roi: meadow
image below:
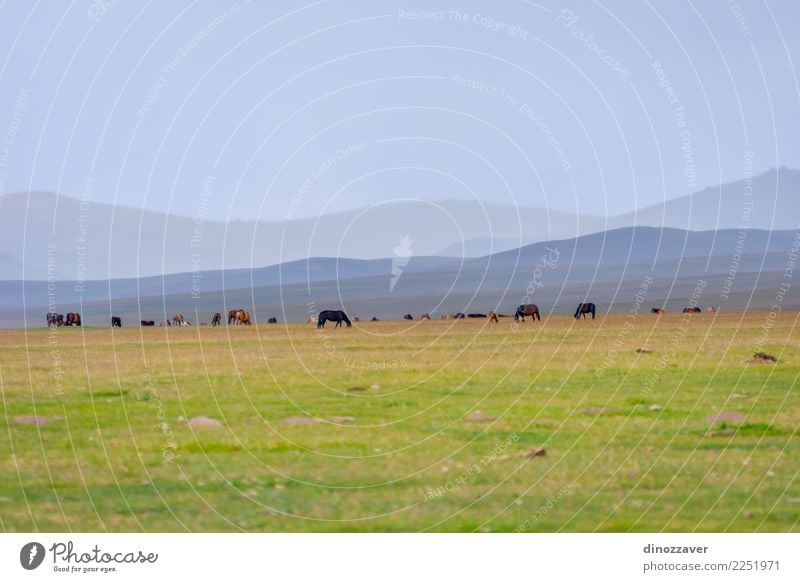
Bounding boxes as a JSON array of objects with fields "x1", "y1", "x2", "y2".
[{"x1": 1, "y1": 311, "x2": 798, "y2": 532}]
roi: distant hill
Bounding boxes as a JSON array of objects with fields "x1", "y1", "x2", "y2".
[
  {"x1": 1, "y1": 167, "x2": 795, "y2": 281},
  {"x1": 0, "y1": 193, "x2": 602, "y2": 280},
  {"x1": 609, "y1": 167, "x2": 799, "y2": 231}
]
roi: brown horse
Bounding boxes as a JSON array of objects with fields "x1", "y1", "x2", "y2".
[
  {"x1": 420, "y1": 314, "x2": 430, "y2": 320},
  {"x1": 488, "y1": 311, "x2": 499, "y2": 323},
  {"x1": 229, "y1": 309, "x2": 242, "y2": 324},
  {"x1": 211, "y1": 312, "x2": 222, "y2": 326},
  {"x1": 683, "y1": 307, "x2": 701, "y2": 313},
  {"x1": 651, "y1": 308, "x2": 666, "y2": 314},
  {"x1": 236, "y1": 310, "x2": 252, "y2": 325},
  {"x1": 172, "y1": 313, "x2": 187, "y2": 326},
  {"x1": 515, "y1": 304, "x2": 540, "y2": 322},
  {"x1": 65, "y1": 312, "x2": 82, "y2": 326}
]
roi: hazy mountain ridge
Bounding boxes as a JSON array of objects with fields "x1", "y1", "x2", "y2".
[{"x1": 4, "y1": 167, "x2": 796, "y2": 281}]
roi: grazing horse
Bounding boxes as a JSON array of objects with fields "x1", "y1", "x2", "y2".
[
  {"x1": 515, "y1": 304, "x2": 541, "y2": 322},
  {"x1": 211, "y1": 312, "x2": 222, "y2": 326},
  {"x1": 403, "y1": 314, "x2": 413, "y2": 320},
  {"x1": 468, "y1": 313, "x2": 486, "y2": 318},
  {"x1": 228, "y1": 309, "x2": 241, "y2": 324},
  {"x1": 267, "y1": 317, "x2": 278, "y2": 324},
  {"x1": 47, "y1": 313, "x2": 64, "y2": 328},
  {"x1": 454, "y1": 313, "x2": 466, "y2": 319},
  {"x1": 370, "y1": 317, "x2": 379, "y2": 321},
  {"x1": 111, "y1": 316, "x2": 122, "y2": 327},
  {"x1": 141, "y1": 320, "x2": 155, "y2": 326},
  {"x1": 441, "y1": 314, "x2": 453, "y2": 320},
  {"x1": 651, "y1": 308, "x2": 666, "y2": 314},
  {"x1": 488, "y1": 311, "x2": 499, "y2": 323},
  {"x1": 574, "y1": 303, "x2": 596, "y2": 319},
  {"x1": 172, "y1": 313, "x2": 189, "y2": 326},
  {"x1": 683, "y1": 307, "x2": 701, "y2": 313},
  {"x1": 236, "y1": 310, "x2": 251, "y2": 325},
  {"x1": 65, "y1": 312, "x2": 82, "y2": 326},
  {"x1": 420, "y1": 314, "x2": 430, "y2": 320},
  {"x1": 317, "y1": 310, "x2": 351, "y2": 328}
]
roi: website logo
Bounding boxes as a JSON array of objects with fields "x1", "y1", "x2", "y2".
[{"x1": 20, "y1": 542, "x2": 46, "y2": 570}]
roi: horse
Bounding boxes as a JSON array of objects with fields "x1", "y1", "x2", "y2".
[
  {"x1": 420, "y1": 314, "x2": 430, "y2": 320},
  {"x1": 111, "y1": 316, "x2": 122, "y2": 327},
  {"x1": 267, "y1": 317, "x2": 277, "y2": 324},
  {"x1": 574, "y1": 303, "x2": 596, "y2": 319},
  {"x1": 229, "y1": 309, "x2": 242, "y2": 324},
  {"x1": 65, "y1": 312, "x2": 82, "y2": 326},
  {"x1": 454, "y1": 313, "x2": 466, "y2": 319},
  {"x1": 211, "y1": 312, "x2": 222, "y2": 326},
  {"x1": 488, "y1": 311, "x2": 499, "y2": 323},
  {"x1": 46, "y1": 313, "x2": 64, "y2": 328},
  {"x1": 353, "y1": 317, "x2": 360, "y2": 322},
  {"x1": 370, "y1": 317, "x2": 379, "y2": 321},
  {"x1": 172, "y1": 313, "x2": 187, "y2": 326},
  {"x1": 706, "y1": 306, "x2": 716, "y2": 313},
  {"x1": 403, "y1": 314, "x2": 413, "y2": 320},
  {"x1": 441, "y1": 314, "x2": 453, "y2": 320},
  {"x1": 651, "y1": 308, "x2": 665, "y2": 314},
  {"x1": 317, "y1": 310, "x2": 351, "y2": 328},
  {"x1": 515, "y1": 304, "x2": 541, "y2": 322},
  {"x1": 141, "y1": 320, "x2": 155, "y2": 326},
  {"x1": 683, "y1": 307, "x2": 701, "y2": 313},
  {"x1": 236, "y1": 310, "x2": 252, "y2": 325}
]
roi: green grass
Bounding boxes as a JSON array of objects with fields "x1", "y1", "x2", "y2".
[{"x1": 0, "y1": 312, "x2": 798, "y2": 532}]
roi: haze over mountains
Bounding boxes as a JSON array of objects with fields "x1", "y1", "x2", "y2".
[{"x1": 1, "y1": 167, "x2": 796, "y2": 282}]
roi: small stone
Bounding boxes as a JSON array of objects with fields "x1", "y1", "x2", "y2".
[
  {"x1": 705, "y1": 411, "x2": 745, "y2": 424},
  {"x1": 188, "y1": 416, "x2": 222, "y2": 428},
  {"x1": 465, "y1": 410, "x2": 494, "y2": 422},
  {"x1": 327, "y1": 416, "x2": 355, "y2": 423},
  {"x1": 369, "y1": 384, "x2": 381, "y2": 391},
  {"x1": 649, "y1": 404, "x2": 662, "y2": 412},
  {"x1": 279, "y1": 416, "x2": 321, "y2": 425},
  {"x1": 524, "y1": 447, "x2": 547, "y2": 459},
  {"x1": 636, "y1": 348, "x2": 652, "y2": 354}
]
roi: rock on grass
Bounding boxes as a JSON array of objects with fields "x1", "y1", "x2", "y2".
[{"x1": 188, "y1": 416, "x2": 222, "y2": 428}]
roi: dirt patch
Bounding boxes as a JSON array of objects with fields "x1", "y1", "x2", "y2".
[
  {"x1": 327, "y1": 416, "x2": 356, "y2": 423},
  {"x1": 636, "y1": 348, "x2": 652, "y2": 354},
  {"x1": 347, "y1": 386, "x2": 366, "y2": 392},
  {"x1": 14, "y1": 415, "x2": 49, "y2": 426},
  {"x1": 523, "y1": 447, "x2": 547, "y2": 459},
  {"x1": 188, "y1": 416, "x2": 222, "y2": 428},
  {"x1": 743, "y1": 352, "x2": 778, "y2": 365},
  {"x1": 705, "y1": 411, "x2": 745, "y2": 424}
]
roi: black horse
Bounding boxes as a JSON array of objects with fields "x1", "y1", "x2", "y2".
[
  {"x1": 317, "y1": 310, "x2": 352, "y2": 328},
  {"x1": 574, "y1": 302, "x2": 596, "y2": 319}
]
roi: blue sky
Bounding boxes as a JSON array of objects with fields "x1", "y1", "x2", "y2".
[{"x1": 0, "y1": 0, "x2": 797, "y2": 221}]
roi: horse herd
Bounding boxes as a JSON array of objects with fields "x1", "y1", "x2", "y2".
[{"x1": 45, "y1": 302, "x2": 715, "y2": 329}]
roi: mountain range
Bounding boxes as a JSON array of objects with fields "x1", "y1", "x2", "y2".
[{"x1": 1, "y1": 167, "x2": 796, "y2": 281}]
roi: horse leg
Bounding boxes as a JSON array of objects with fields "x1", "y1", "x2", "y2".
[{"x1": 536, "y1": 311, "x2": 540, "y2": 321}]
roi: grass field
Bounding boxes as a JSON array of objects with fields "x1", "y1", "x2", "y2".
[{"x1": 1, "y1": 311, "x2": 798, "y2": 532}]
